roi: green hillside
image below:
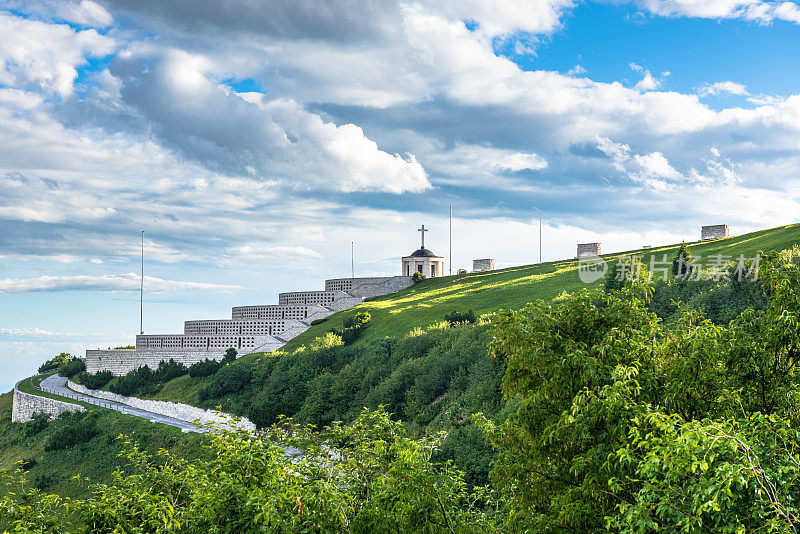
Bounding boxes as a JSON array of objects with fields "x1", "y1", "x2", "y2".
[{"x1": 279, "y1": 222, "x2": 800, "y2": 352}]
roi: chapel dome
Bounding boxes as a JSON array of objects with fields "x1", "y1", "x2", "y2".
[{"x1": 409, "y1": 247, "x2": 438, "y2": 258}]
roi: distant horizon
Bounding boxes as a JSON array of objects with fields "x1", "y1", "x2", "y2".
[{"x1": 2, "y1": 0, "x2": 800, "y2": 388}]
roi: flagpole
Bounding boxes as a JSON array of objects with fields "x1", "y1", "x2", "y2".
[
  {"x1": 140, "y1": 230, "x2": 144, "y2": 335},
  {"x1": 449, "y1": 205, "x2": 452, "y2": 275}
]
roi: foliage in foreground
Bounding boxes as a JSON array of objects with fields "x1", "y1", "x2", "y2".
[
  {"x1": 1, "y1": 409, "x2": 498, "y2": 533},
  {"x1": 481, "y1": 248, "x2": 800, "y2": 532}
]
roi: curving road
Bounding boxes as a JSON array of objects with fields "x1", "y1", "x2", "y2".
[{"x1": 39, "y1": 374, "x2": 202, "y2": 433}]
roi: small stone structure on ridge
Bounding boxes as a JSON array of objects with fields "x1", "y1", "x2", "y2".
[
  {"x1": 701, "y1": 225, "x2": 729, "y2": 241},
  {"x1": 473, "y1": 259, "x2": 495, "y2": 272},
  {"x1": 577, "y1": 243, "x2": 602, "y2": 258}
]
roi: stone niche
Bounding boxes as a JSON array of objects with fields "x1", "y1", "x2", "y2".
[
  {"x1": 577, "y1": 243, "x2": 602, "y2": 258},
  {"x1": 472, "y1": 258, "x2": 495, "y2": 272},
  {"x1": 701, "y1": 225, "x2": 729, "y2": 241}
]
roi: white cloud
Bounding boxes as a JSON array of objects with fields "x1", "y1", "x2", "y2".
[
  {"x1": 433, "y1": 0, "x2": 576, "y2": 37},
  {"x1": 638, "y1": 0, "x2": 800, "y2": 24},
  {"x1": 630, "y1": 62, "x2": 667, "y2": 92},
  {"x1": 4, "y1": 0, "x2": 114, "y2": 27},
  {"x1": 596, "y1": 136, "x2": 683, "y2": 190},
  {"x1": 0, "y1": 12, "x2": 116, "y2": 96},
  {"x1": 427, "y1": 144, "x2": 548, "y2": 182},
  {"x1": 699, "y1": 81, "x2": 749, "y2": 97},
  {"x1": 226, "y1": 244, "x2": 324, "y2": 263},
  {"x1": 0, "y1": 274, "x2": 243, "y2": 293}
]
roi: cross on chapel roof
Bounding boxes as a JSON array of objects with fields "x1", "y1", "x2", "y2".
[{"x1": 418, "y1": 224, "x2": 428, "y2": 248}]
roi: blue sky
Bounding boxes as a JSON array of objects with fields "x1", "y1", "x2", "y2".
[{"x1": 2, "y1": 0, "x2": 800, "y2": 391}]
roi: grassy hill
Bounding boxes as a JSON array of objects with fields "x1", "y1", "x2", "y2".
[
  {"x1": 135, "y1": 222, "x2": 800, "y2": 412},
  {"x1": 278, "y1": 222, "x2": 800, "y2": 352}
]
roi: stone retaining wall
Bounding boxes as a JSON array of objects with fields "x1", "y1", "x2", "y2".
[
  {"x1": 324, "y1": 276, "x2": 414, "y2": 299},
  {"x1": 86, "y1": 349, "x2": 226, "y2": 376},
  {"x1": 67, "y1": 380, "x2": 255, "y2": 431},
  {"x1": 12, "y1": 382, "x2": 85, "y2": 423}
]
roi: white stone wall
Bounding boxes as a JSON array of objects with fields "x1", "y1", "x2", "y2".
[
  {"x1": 184, "y1": 319, "x2": 307, "y2": 336},
  {"x1": 67, "y1": 380, "x2": 255, "y2": 432},
  {"x1": 135, "y1": 334, "x2": 275, "y2": 352},
  {"x1": 324, "y1": 276, "x2": 414, "y2": 298},
  {"x1": 577, "y1": 243, "x2": 602, "y2": 257},
  {"x1": 701, "y1": 225, "x2": 729, "y2": 240},
  {"x1": 278, "y1": 290, "x2": 354, "y2": 306},
  {"x1": 12, "y1": 383, "x2": 85, "y2": 423},
  {"x1": 401, "y1": 256, "x2": 445, "y2": 277},
  {"x1": 231, "y1": 304, "x2": 329, "y2": 321},
  {"x1": 86, "y1": 349, "x2": 227, "y2": 376},
  {"x1": 472, "y1": 259, "x2": 495, "y2": 272}
]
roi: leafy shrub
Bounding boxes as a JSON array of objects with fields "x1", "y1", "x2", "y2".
[
  {"x1": 339, "y1": 312, "x2": 371, "y2": 345},
  {"x1": 19, "y1": 458, "x2": 36, "y2": 471},
  {"x1": 58, "y1": 358, "x2": 85, "y2": 378},
  {"x1": 44, "y1": 413, "x2": 98, "y2": 451},
  {"x1": 107, "y1": 360, "x2": 188, "y2": 397},
  {"x1": 109, "y1": 365, "x2": 152, "y2": 396},
  {"x1": 223, "y1": 348, "x2": 237, "y2": 364},
  {"x1": 33, "y1": 472, "x2": 58, "y2": 491},
  {"x1": 457, "y1": 268, "x2": 467, "y2": 275},
  {"x1": 152, "y1": 359, "x2": 188, "y2": 383},
  {"x1": 38, "y1": 353, "x2": 73, "y2": 373},
  {"x1": 412, "y1": 271, "x2": 425, "y2": 282},
  {"x1": 198, "y1": 361, "x2": 255, "y2": 403},
  {"x1": 343, "y1": 312, "x2": 371, "y2": 329},
  {"x1": 310, "y1": 317, "x2": 327, "y2": 326},
  {"x1": 189, "y1": 358, "x2": 222, "y2": 378},
  {"x1": 444, "y1": 310, "x2": 476, "y2": 326},
  {"x1": 83, "y1": 370, "x2": 113, "y2": 390},
  {"x1": 24, "y1": 411, "x2": 50, "y2": 436}
]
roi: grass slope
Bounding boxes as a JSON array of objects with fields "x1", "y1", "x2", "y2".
[
  {"x1": 0, "y1": 391, "x2": 11, "y2": 419},
  {"x1": 278, "y1": 223, "x2": 800, "y2": 351}
]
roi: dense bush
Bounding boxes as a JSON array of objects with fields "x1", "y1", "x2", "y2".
[
  {"x1": 38, "y1": 353, "x2": 73, "y2": 373},
  {"x1": 188, "y1": 358, "x2": 222, "y2": 378},
  {"x1": 58, "y1": 359, "x2": 85, "y2": 378},
  {"x1": 412, "y1": 271, "x2": 425, "y2": 282},
  {"x1": 338, "y1": 311, "x2": 371, "y2": 345},
  {"x1": 23, "y1": 411, "x2": 50, "y2": 436},
  {"x1": 82, "y1": 370, "x2": 113, "y2": 390},
  {"x1": 309, "y1": 317, "x2": 327, "y2": 326},
  {"x1": 1, "y1": 409, "x2": 497, "y2": 533},
  {"x1": 107, "y1": 360, "x2": 188, "y2": 397},
  {"x1": 19, "y1": 458, "x2": 36, "y2": 471},
  {"x1": 222, "y1": 347, "x2": 237, "y2": 363},
  {"x1": 44, "y1": 413, "x2": 98, "y2": 451},
  {"x1": 444, "y1": 309, "x2": 476, "y2": 325},
  {"x1": 198, "y1": 361, "x2": 255, "y2": 402}
]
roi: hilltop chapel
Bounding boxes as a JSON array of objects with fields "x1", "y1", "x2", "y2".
[{"x1": 401, "y1": 225, "x2": 445, "y2": 277}]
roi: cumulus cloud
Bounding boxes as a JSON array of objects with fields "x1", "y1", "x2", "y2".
[
  {"x1": 5, "y1": 0, "x2": 114, "y2": 27},
  {"x1": 0, "y1": 274, "x2": 243, "y2": 294},
  {"x1": 699, "y1": 81, "x2": 749, "y2": 97},
  {"x1": 106, "y1": 48, "x2": 430, "y2": 193},
  {"x1": 637, "y1": 0, "x2": 800, "y2": 24},
  {"x1": 596, "y1": 136, "x2": 683, "y2": 190},
  {"x1": 0, "y1": 12, "x2": 115, "y2": 96},
  {"x1": 630, "y1": 62, "x2": 668, "y2": 92},
  {"x1": 426, "y1": 144, "x2": 547, "y2": 185}
]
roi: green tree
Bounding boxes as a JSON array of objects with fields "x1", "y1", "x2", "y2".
[
  {"x1": 481, "y1": 287, "x2": 661, "y2": 531},
  {"x1": 223, "y1": 347, "x2": 237, "y2": 363},
  {"x1": 672, "y1": 241, "x2": 694, "y2": 278}
]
